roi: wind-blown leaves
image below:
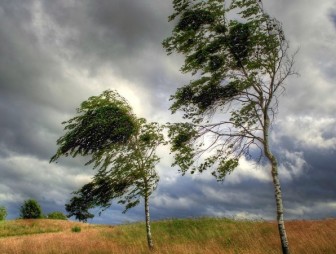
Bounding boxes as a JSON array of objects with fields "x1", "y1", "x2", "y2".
[
  {"x1": 65, "y1": 174, "x2": 134, "y2": 221},
  {"x1": 50, "y1": 90, "x2": 138, "y2": 162},
  {"x1": 177, "y1": 9, "x2": 215, "y2": 31},
  {"x1": 163, "y1": 0, "x2": 296, "y2": 179}
]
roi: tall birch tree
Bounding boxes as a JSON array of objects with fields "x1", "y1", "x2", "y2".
[
  {"x1": 163, "y1": 1, "x2": 297, "y2": 253},
  {"x1": 51, "y1": 90, "x2": 165, "y2": 250}
]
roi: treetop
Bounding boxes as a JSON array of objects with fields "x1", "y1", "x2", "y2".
[{"x1": 50, "y1": 90, "x2": 138, "y2": 162}]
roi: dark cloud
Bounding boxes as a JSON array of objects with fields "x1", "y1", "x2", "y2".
[
  {"x1": 39, "y1": 0, "x2": 173, "y2": 76},
  {"x1": 34, "y1": 0, "x2": 184, "y2": 118}
]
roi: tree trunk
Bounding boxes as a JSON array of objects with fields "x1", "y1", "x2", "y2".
[
  {"x1": 144, "y1": 193, "x2": 154, "y2": 250},
  {"x1": 264, "y1": 114, "x2": 290, "y2": 254}
]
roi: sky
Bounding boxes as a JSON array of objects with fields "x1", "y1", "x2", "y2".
[{"x1": 0, "y1": 0, "x2": 335, "y2": 224}]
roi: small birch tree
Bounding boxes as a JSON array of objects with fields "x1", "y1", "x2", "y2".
[
  {"x1": 51, "y1": 90, "x2": 165, "y2": 250},
  {"x1": 163, "y1": 1, "x2": 297, "y2": 253}
]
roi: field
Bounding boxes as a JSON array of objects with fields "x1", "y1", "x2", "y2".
[{"x1": 0, "y1": 217, "x2": 335, "y2": 254}]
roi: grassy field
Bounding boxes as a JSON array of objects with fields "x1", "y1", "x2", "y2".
[{"x1": 0, "y1": 217, "x2": 335, "y2": 254}]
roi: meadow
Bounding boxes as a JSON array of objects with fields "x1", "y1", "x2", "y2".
[{"x1": 0, "y1": 217, "x2": 335, "y2": 254}]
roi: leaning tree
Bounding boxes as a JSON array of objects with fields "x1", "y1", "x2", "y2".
[
  {"x1": 51, "y1": 90, "x2": 165, "y2": 250},
  {"x1": 163, "y1": 0, "x2": 297, "y2": 253}
]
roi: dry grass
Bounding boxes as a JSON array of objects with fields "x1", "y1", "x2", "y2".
[{"x1": 0, "y1": 218, "x2": 335, "y2": 253}]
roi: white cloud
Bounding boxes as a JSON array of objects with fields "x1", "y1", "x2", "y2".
[
  {"x1": 227, "y1": 157, "x2": 271, "y2": 184},
  {"x1": 233, "y1": 211, "x2": 264, "y2": 220},
  {"x1": 0, "y1": 154, "x2": 93, "y2": 204},
  {"x1": 201, "y1": 186, "x2": 252, "y2": 204},
  {"x1": 286, "y1": 201, "x2": 336, "y2": 218},
  {"x1": 276, "y1": 116, "x2": 336, "y2": 150},
  {"x1": 188, "y1": 156, "x2": 271, "y2": 184},
  {"x1": 152, "y1": 194, "x2": 197, "y2": 210},
  {"x1": 278, "y1": 150, "x2": 307, "y2": 181}
]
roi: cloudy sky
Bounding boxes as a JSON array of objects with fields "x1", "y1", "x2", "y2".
[{"x1": 0, "y1": 0, "x2": 335, "y2": 224}]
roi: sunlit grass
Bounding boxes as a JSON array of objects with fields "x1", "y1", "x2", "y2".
[
  {"x1": 0, "y1": 217, "x2": 335, "y2": 253},
  {"x1": 0, "y1": 219, "x2": 80, "y2": 237},
  {"x1": 108, "y1": 217, "x2": 280, "y2": 254}
]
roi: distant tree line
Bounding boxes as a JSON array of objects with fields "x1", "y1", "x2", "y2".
[{"x1": 0, "y1": 200, "x2": 67, "y2": 221}]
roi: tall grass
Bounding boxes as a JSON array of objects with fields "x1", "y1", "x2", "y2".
[
  {"x1": 0, "y1": 219, "x2": 73, "y2": 237},
  {"x1": 0, "y1": 218, "x2": 335, "y2": 253},
  {"x1": 109, "y1": 217, "x2": 280, "y2": 254}
]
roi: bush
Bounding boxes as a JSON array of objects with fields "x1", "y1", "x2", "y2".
[
  {"x1": 0, "y1": 206, "x2": 7, "y2": 221},
  {"x1": 71, "y1": 226, "x2": 81, "y2": 233},
  {"x1": 47, "y1": 211, "x2": 67, "y2": 220},
  {"x1": 20, "y1": 199, "x2": 42, "y2": 219}
]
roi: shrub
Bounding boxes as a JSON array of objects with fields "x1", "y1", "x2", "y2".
[
  {"x1": 47, "y1": 211, "x2": 67, "y2": 220},
  {"x1": 20, "y1": 199, "x2": 42, "y2": 219},
  {"x1": 0, "y1": 206, "x2": 7, "y2": 221},
  {"x1": 71, "y1": 226, "x2": 81, "y2": 233}
]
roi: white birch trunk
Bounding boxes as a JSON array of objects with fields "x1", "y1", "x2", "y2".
[
  {"x1": 264, "y1": 114, "x2": 290, "y2": 254},
  {"x1": 144, "y1": 192, "x2": 154, "y2": 250}
]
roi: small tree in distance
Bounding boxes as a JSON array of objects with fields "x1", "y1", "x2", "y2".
[
  {"x1": 163, "y1": 0, "x2": 297, "y2": 253},
  {"x1": 65, "y1": 196, "x2": 94, "y2": 223},
  {"x1": 0, "y1": 206, "x2": 7, "y2": 221},
  {"x1": 20, "y1": 199, "x2": 42, "y2": 219}
]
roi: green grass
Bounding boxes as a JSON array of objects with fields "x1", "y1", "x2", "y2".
[
  {"x1": 100, "y1": 217, "x2": 336, "y2": 254},
  {"x1": 0, "y1": 217, "x2": 335, "y2": 254},
  {"x1": 71, "y1": 225, "x2": 81, "y2": 233},
  {"x1": 0, "y1": 220, "x2": 62, "y2": 237},
  {"x1": 0, "y1": 219, "x2": 84, "y2": 238},
  {"x1": 102, "y1": 217, "x2": 277, "y2": 253}
]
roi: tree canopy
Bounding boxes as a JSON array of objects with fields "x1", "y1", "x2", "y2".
[
  {"x1": 20, "y1": 199, "x2": 43, "y2": 219},
  {"x1": 64, "y1": 118, "x2": 165, "y2": 216},
  {"x1": 163, "y1": 0, "x2": 296, "y2": 180},
  {"x1": 50, "y1": 90, "x2": 138, "y2": 161}
]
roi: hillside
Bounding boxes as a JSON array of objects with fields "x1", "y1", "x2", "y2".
[{"x1": 0, "y1": 217, "x2": 335, "y2": 253}]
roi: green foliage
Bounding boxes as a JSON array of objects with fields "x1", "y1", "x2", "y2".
[
  {"x1": 168, "y1": 122, "x2": 197, "y2": 173},
  {"x1": 164, "y1": 0, "x2": 283, "y2": 117},
  {"x1": 65, "y1": 119, "x2": 166, "y2": 218},
  {"x1": 0, "y1": 206, "x2": 7, "y2": 221},
  {"x1": 71, "y1": 225, "x2": 81, "y2": 233},
  {"x1": 50, "y1": 90, "x2": 138, "y2": 162},
  {"x1": 20, "y1": 199, "x2": 42, "y2": 219},
  {"x1": 40, "y1": 214, "x2": 47, "y2": 219},
  {"x1": 47, "y1": 211, "x2": 67, "y2": 220},
  {"x1": 228, "y1": 22, "x2": 251, "y2": 67},
  {"x1": 177, "y1": 9, "x2": 215, "y2": 31},
  {"x1": 65, "y1": 178, "x2": 127, "y2": 222},
  {"x1": 163, "y1": 0, "x2": 295, "y2": 180},
  {"x1": 65, "y1": 195, "x2": 94, "y2": 223}
]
